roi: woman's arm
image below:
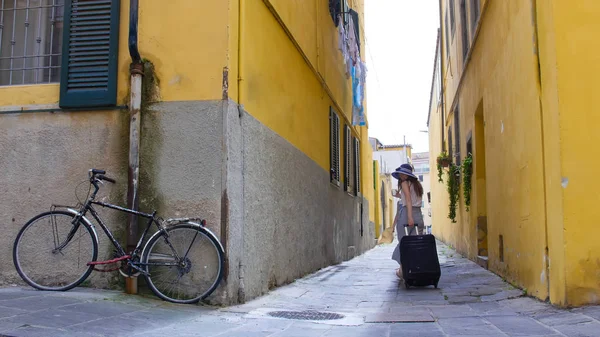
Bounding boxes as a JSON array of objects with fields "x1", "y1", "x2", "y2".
[{"x1": 401, "y1": 181, "x2": 414, "y2": 226}]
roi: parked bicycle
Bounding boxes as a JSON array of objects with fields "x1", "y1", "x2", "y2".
[{"x1": 12, "y1": 169, "x2": 225, "y2": 304}]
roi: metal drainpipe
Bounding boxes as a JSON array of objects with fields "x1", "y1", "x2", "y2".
[
  {"x1": 126, "y1": 0, "x2": 143, "y2": 295},
  {"x1": 438, "y1": 0, "x2": 446, "y2": 149}
]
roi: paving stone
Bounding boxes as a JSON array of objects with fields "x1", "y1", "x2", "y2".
[
  {"x1": 322, "y1": 324, "x2": 390, "y2": 337},
  {"x1": 389, "y1": 323, "x2": 445, "y2": 337},
  {"x1": 0, "y1": 289, "x2": 40, "y2": 301},
  {"x1": 0, "y1": 295, "x2": 82, "y2": 311},
  {"x1": 0, "y1": 306, "x2": 28, "y2": 319},
  {"x1": 485, "y1": 315, "x2": 557, "y2": 336},
  {"x1": 574, "y1": 305, "x2": 600, "y2": 321},
  {"x1": 365, "y1": 312, "x2": 435, "y2": 323},
  {"x1": 429, "y1": 304, "x2": 477, "y2": 318},
  {"x1": 3, "y1": 325, "x2": 100, "y2": 337},
  {"x1": 535, "y1": 311, "x2": 594, "y2": 327},
  {"x1": 446, "y1": 295, "x2": 481, "y2": 304},
  {"x1": 437, "y1": 317, "x2": 500, "y2": 335},
  {"x1": 468, "y1": 302, "x2": 518, "y2": 316},
  {"x1": 59, "y1": 301, "x2": 146, "y2": 317},
  {"x1": 552, "y1": 321, "x2": 600, "y2": 337},
  {"x1": 0, "y1": 309, "x2": 104, "y2": 329},
  {"x1": 65, "y1": 316, "x2": 164, "y2": 337}
]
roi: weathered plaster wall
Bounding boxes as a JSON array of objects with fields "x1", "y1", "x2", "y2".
[
  {"x1": 240, "y1": 110, "x2": 374, "y2": 301},
  {"x1": 0, "y1": 110, "x2": 129, "y2": 288},
  {"x1": 138, "y1": 101, "x2": 223, "y2": 233}
]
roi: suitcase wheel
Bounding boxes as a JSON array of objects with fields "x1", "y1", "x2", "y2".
[{"x1": 404, "y1": 281, "x2": 409, "y2": 289}]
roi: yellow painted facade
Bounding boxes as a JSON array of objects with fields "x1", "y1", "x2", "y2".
[
  {"x1": 1, "y1": 0, "x2": 374, "y2": 217},
  {"x1": 239, "y1": 0, "x2": 368, "y2": 174},
  {"x1": 429, "y1": 0, "x2": 600, "y2": 307},
  {"x1": 0, "y1": 0, "x2": 231, "y2": 107}
]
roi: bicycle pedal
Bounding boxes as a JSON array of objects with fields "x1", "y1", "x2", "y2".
[{"x1": 128, "y1": 262, "x2": 149, "y2": 276}]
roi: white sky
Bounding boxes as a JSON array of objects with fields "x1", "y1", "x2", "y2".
[{"x1": 364, "y1": 0, "x2": 440, "y2": 153}]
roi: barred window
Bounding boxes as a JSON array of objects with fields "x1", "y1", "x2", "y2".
[
  {"x1": 330, "y1": 107, "x2": 341, "y2": 186},
  {"x1": 0, "y1": 0, "x2": 64, "y2": 86}
]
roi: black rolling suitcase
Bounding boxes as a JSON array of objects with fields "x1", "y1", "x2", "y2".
[{"x1": 400, "y1": 225, "x2": 441, "y2": 289}]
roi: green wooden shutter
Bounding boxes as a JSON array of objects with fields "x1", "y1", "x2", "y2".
[
  {"x1": 329, "y1": 108, "x2": 340, "y2": 185},
  {"x1": 354, "y1": 137, "x2": 361, "y2": 196},
  {"x1": 344, "y1": 125, "x2": 351, "y2": 192},
  {"x1": 59, "y1": 0, "x2": 120, "y2": 108}
]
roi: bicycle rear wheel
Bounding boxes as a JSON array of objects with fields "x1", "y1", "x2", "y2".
[
  {"x1": 141, "y1": 223, "x2": 224, "y2": 304},
  {"x1": 13, "y1": 211, "x2": 98, "y2": 291}
]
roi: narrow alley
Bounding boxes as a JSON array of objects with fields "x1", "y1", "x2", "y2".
[{"x1": 0, "y1": 241, "x2": 597, "y2": 337}]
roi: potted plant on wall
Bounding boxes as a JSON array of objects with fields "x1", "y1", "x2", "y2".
[
  {"x1": 436, "y1": 151, "x2": 451, "y2": 182},
  {"x1": 447, "y1": 162, "x2": 460, "y2": 223},
  {"x1": 462, "y1": 153, "x2": 473, "y2": 212}
]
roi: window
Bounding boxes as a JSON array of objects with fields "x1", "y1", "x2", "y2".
[
  {"x1": 341, "y1": 0, "x2": 349, "y2": 27},
  {"x1": 330, "y1": 108, "x2": 341, "y2": 186},
  {"x1": 344, "y1": 124, "x2": 353, "y2": 193},
  {"x1": 0, "y1": 0, "x2": 120, "y2": 108},
  {"x1": 414, "y1": 163, "x2": 430, "y2": 174},
  {"x1": 470, "y1": 0, "x2": 480, "y2": 35},
  {"x1": 353, "y1": 136, "x2": 361, "y2": 196},
  {"x1": 449, "y1": 0, "x2": 455, "y2": 36},
  {"x1": 448, "y1": 127, "x2": 453, "y2": 162},
  {"x1": 328, "y1": 0, "x2": 341, "y2": 25},
  {"x1": 328, "y1": 0, "x2": 349, "y2": 27},
  {"x1": 454, "y1": 104, "x2": 461, "y2": 164},
  {"x1": 459, "y1": 0, "x2": 469, "y2": 60},
  {"x1": 0, "y1": 0, "x2": 65, "y2": 85},
  {"x1": 444, "y1": 12, "x2": 450, "y2": 59},
  {"x1": 466, "y1": 131, "x2": 473, "y2": 156}
]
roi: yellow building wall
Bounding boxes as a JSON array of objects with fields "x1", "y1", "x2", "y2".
[
  {"x1": 435, "y1": 0, "x2": 549, "y2": 301},
  {"x1": 362, "y1": 133, "x2": 375, "y2": 223},
  {"x1": 373, "y1": 161, "x2": 381, "y2": 236},
  {"x1": 0, "y1": 0, "x2": 231, "y2": 107},
  {"x1": 239, "y1": 0, "x2": 372, "y2": 197},
  {"x1": 545, "y1": 0, "x2": 600, "y2": 306}
]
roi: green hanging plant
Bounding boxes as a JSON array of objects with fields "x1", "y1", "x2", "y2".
[
  {"x1": 447, "y1": 162, "x2": 460, "y2": 223},
  {"x1": 462, "y1": 153, "x2": 473, "y2": 212},
  {"x1": 436, "y1": 151, "x2": 451, "y2": 182}
]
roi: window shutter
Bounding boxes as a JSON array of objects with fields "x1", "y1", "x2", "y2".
[
  {"x1": 59, "y1": 0, "x2": 120, "y2": 108},
  {"x1": 330, "y1": 108, "x2": 340, "y2": 185},
  {"x1": 344, "y1": 125, "x2": 351, "y2": 191},
  {"x1": 354, "y1": 137, "x2": 361, "y2": 196}
]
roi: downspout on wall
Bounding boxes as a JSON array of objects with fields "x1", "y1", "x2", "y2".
[
  {"x1": 438, "y1": 0, "x2": 445, "y2": 149},
  {"x1": 236, "y1": 0, "x2": 246, "y2": 303},
  {"x1": 126, "y1": 0, "x2": 143, "y2": 295}
]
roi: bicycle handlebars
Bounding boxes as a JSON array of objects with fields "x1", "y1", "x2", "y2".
[
  {"x1": 89, "y1": 169, "x2": 116, "y2": 184},
  {"x1": 97, "y1": 174, "x2": 116, "y2": 184}
]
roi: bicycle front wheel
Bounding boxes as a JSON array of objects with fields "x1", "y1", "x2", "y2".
[
  {"x1": 142, "y1": 223, "x2": 224, "y2": 304},
  {"x1": 13, "y1": 211, "x2": 98, "y2": 291}
]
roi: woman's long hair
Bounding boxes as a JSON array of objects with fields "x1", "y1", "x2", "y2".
[{"x1": 399, "y1": 176, "x2": 424, "y2": 198}]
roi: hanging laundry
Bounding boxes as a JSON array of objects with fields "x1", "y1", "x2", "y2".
[
  {"x1": 349, "y1": 9, "x2": 361, "y2": 54},
  {"x1": 351, "y1": 65, "x2": 366, "y2": 126},
  {"x1": 338, "y1": 15, "x2": 347, "y2": 63},
  {"x1": 347, "y1": 14, "x2": 360, "y2": 67},
  {"x1": 338, "y1": 15, "x2": 352, "y2": 77}
]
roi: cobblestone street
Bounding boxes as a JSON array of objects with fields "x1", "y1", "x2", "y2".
[{"x1": 1, "y1": 241, "x2": 598, "y2": 337}]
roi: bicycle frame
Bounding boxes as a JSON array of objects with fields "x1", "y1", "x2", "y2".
[{"x1": 62, "y1": 179, "x2": 163, "y2": 261}]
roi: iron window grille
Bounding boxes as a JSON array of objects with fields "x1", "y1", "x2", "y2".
[{"x1": 0, "y1": 0, "x2": 64, "y2": 86}]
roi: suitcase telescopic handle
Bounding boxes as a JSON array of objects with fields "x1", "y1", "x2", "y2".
[{"x1": 403, "y1": 224, "x2": 414, "y2": 236}]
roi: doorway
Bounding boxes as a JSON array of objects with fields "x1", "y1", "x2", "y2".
[{"x1": 474, "y1": 100, "x2": 489, "y2": 268}]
